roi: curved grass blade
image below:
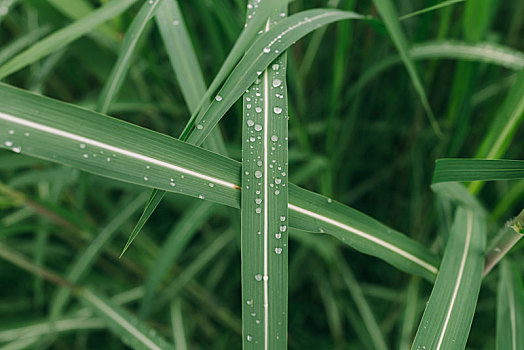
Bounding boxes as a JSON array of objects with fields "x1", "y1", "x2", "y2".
[
  {"x1": 0, "y1": 83, "x2": 439, "y2": 279},
  {"x1": 411, "y1": 207, "x2": 486, "y2": 350},
  {"x1": 0, "y1": 0, "x2": 139, "y2": 80},
  {"x1": 372, "y1": 0, "x2": 442, "y2": 137},
  {"x1": 497, "y1": 259, "x2": 524, "y2": 350},
  {"x1": 139, "y1": 201, "x2": 216, "y2": 318},
  {"x1": 185, "y1": 9, "x2": 366, "y2": 146},
  {"x1": 178, "y1": 0, "x2": 290, "y2": 140},
  {"x1": 0, "y1": 26, "x2": 51, "y2": 66},
  {"x1": 80, "y1": 288, "x2": 175, "y2": 350},
  {"x1": 97, "y1": 0, "x2": 162, "y2": 114},
  {"x1": 241, "y1": 3, "x2": 288, "y2": 348}
]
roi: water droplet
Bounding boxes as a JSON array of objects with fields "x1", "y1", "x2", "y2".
[
  {"x1": 196, "y1": 124, "x2": 203, "y2": 130},
  {"x1": 254, "y1": 274, "x2": 262, "y2": 281},
  {"x1": 106, "y1": 157, "x2": 111, "y2": 162},
  {"x1": 246, "y1": 299, "x2": 252, "y2": 305},
  {"x1": 280, "y1": 216, "x2": 286, "y2": 221},
  {"x1": 80, "y1": 143, "x2": 86, "y2": 149},
  {"x1": 247, "y1": 119, "x2": 254, "y2": 127},
  {"x1": 209, "y1": 183, "x2": 215, "y2": 188},
  {"x1": 8, "y1": 130, "x2": 14, "y2": 135},
  {"x1": 327, "y1": 198, "x2": 332, "y2": 203},
  {"x1": 275, "y1": 233, "x2": 281, "y2": 239},
  {"x1": 246, "y1": 103, "x2": 252, "y2": 109},
  {"x1": 263, "y1": 275, "x2": 268, "y2": 281},
  {"x1": 275, "y1": 248, "x2": 282, "y2": 254},
  {"x1": 170, "y1": 182, "x2": 175, "y2": 187},
  {"x1": 199, "y1": 194, "x2": 205, "y2": 199},
  {"x1": 215, "y1": 95, "x2": 222, "y2": 101},
  {"x1": 83, "y1": 154, "x2": 89, "y2": 158},
  {"x1": 144, "y1": 176, "x2": 149, "y2": 181},
  {"x1": 247, "y1": 335, "x2": 253, "y2": 342},
  {"x1": 251, "y1": 312, "x2": 256, "y2": 317},
  {"x1": 146, "y1": 165, "x2": 150, "y2": 169},
  {"x1": 275, "y1": 178, "x2": 281, "y2": 184},
  {"x1": 272, "y1": 64, "x2": 279, "y2": 70},
  {"x1": 255, "y1": 107, "x2": 262, "y2": 113},
  {"x1": 24, "y1": 132, "x2": 30, "y2": 137},
  {"x1": 4, "y1": 141, "x2": 12, "y2": 147},
  {"x1": 263, "y1": 47, "x2": 271, "y2": 53},
  {"x1": 172, "y1": 20, "x2": 179, "y2": 25},
  {"x1": 257, "y1": 160, "x2": 263, "y2": 166},
  {"x1": 256, "y1": 208, "x2": 262, "y2": 214},
  {"x1": 280, "y1": 225, "x2": 287, "y2": 232},
  {"x1": 254, "y1": 124, "x2": 262, "y2": 131},
  {"x1": 271, "y1": 135, "x2": 278, "y2": 142},
  {"x1": 255, "y1": 170, "x2": 262, "y2": 178},
  {"x1": 255, "y1": 198, "x2": 262, "y2": 204},
  {"x1": 274, "y1": 190, "x2": 280, "y2": 195},
  {"x1": 12, "y1": 146, "x2": 20, "y2": 153},
  {"x1": 272, "y1": 79, "x2": 282, "y2": 87},
  {"x1": 273, "y1": 107, "x2": 282, "y2": 114}
]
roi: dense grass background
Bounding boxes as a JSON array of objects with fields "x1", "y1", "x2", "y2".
[{"x1": 0, "y1": 0, "x2": 523, "y2": 349}]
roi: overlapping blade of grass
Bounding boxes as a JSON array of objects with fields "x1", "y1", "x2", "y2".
[
  {"x1": 138, "y1": 201, "x2": 216, "y2": 318},
  {"x1": 0, "y1": 83, "x2": 439, "y2": 279},
  {"x1": 411, "y1": 207, "x2": 486, "y2": 350},
  {"x1": 80, "y1": 288, "x2": 175, "y2": 350},
  {"x1": 0, "y1": 0, "x2": 139, "y2": 79},
  {"x1": 372, "y1": 0, "x2": 442, "y2": 137},
  {"x1": 497, "y1": 259, "x2": 524, "y2": 350},
  {"x1": 178, "y1": 0, "x2": 290, "y2": 140},
  {"x1": 185, "y1": 9, "x2": 366, "y2": 146},
  {"x1": 241, "y1": 2, "x2": 288, "y2": 348},
  {"x1": 97, "y1": 0, "x2": 162, "y2": 114}
]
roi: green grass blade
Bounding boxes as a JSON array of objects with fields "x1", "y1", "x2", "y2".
[
  {"x1": 433, "y1": 159, "x2": 524, "y2": 183},
  {"x1": 178, "y1": 0, "x2": 290, "y2": 140},
  {"x1": 170, "y1": 299, "x2": 188, "y2": 350},
  {"x1": 154, "y1": 0, "x2": 206, "y2": 113},
  {"x1": 139, "y1": 200, "x2": 216, "y2": 318},
  {"x1": 497, "y1": 259, "x2": 524, "y2": 350},
  {"x1": 120, "y1": 189, "x2": 164, "y2": 257},
  {"x1": 399, "y1": 0, "x2": 466, "y2": 21},
  {"x1": 241, "y1": 3, "x2": 288, "y2": 348},
  {"x1": 80, "y1": 288, "x2": 175, "y2": 350},
  {"x1": 0, "y1": 83, "x2": 438, "y2": 279},
  {"x1": 372, "y1": 0, "x2": 442, "y2": 137},
  {"x1": 411, "y1": 207, "x2": 486, "y2": 350},
  {"x1": 0, "y1": 0, "x2": 139, "y2": 79},
  {"x1": 97, "y1": 0, "x2": 161, "y2": 114},
  {"x1": 0, "y1": 26, "x2": 51, "y2": 66},
  {"x1": 185, "y1": 9, "x2": 365, "y2": 146},
  {"x1": 472, "y1": 69, "x2": 524, "y2": 193}
]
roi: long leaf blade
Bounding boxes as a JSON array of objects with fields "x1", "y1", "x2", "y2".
[
  {"x1": 411, "y1": 207, "x2": 486, "y2": 349},
  {"x1": 0, "y1": 83, "x2": 439, "y2": 279},
  {"x1": 497, "y1": 259, "x2": 524, "y2": 350}
]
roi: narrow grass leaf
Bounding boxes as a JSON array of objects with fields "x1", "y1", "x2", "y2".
[
  {"x1": 0, "y1": 83, "x2": 439, "y2": 279},
  {"x1": 0, "y1": 26, "x2": 51, "y2": 66},
  {"x1": 0, "y1": 0, "x2": 139, "y2": 79},
  {"x1": 80, "y1": 288, "x2": 175, "y2": 350},
  {"x1": 178, "y1": 0, "x2": 290, "y2": 140},
  {"x1": 497, "y1": 259, "x2": 524, "y2": 350},
  {"x1": 120, "y1": 189, "x2": 164, "y2": 257},
  {"x1": 473, "y1": 68, "x2": 524, "y2": 179},
  {"x1": 411, "y1": 207, "x2": 486, "y2": 350},
  {"x1": 399, "y1": 0, "x2": 466, "y2": 21},
  {"x1": 372, "y1": 0, "x2": 442, "y2": 136},
  {"x1": 97, "y1": 0, "x2": 162, "y2": 114},
  {"x1": 170, "y1": 299, "x2": 188, "y2": 350},
  {"x1": 186, "y1": 9, "x2": 366, "y2": 146},
  {"x1": 241, "y1": 3, "x2": 288, "y2": 348},
  {"x1": 139, "y1": 201, "x2": 216, "y2": 318},
  {"x1": 433, "y1": 159, "x2": 524, "y2": 183}
]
